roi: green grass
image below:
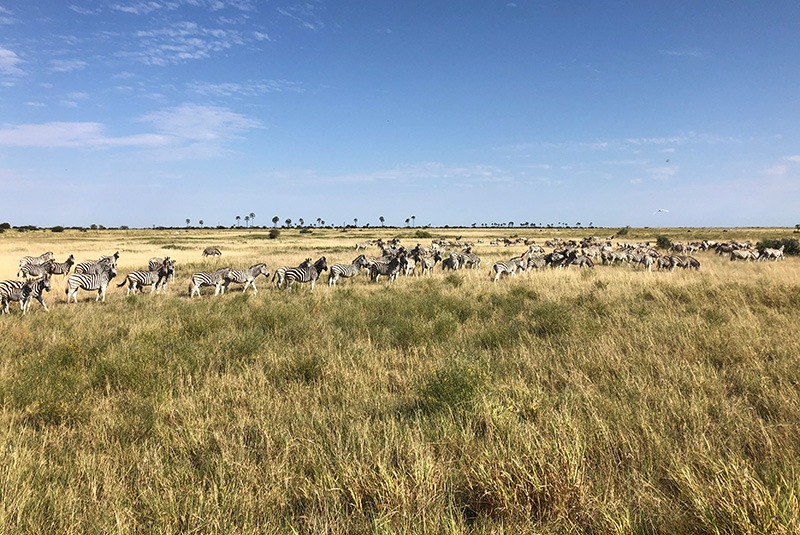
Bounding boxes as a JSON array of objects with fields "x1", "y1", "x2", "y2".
[{"x1": 0, "y1": 230, "x2": 799, "y2": 532}]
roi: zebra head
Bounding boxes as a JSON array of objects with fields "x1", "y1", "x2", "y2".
[{"x1": 314, "y1": 257, "x2": 328, "y2": 272}]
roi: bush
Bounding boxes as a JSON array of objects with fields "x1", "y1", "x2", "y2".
[
  {"x1": 0, "y1": 222, "x2": 10, "y2": 230},
  {"x1": 269, "y1": 228, "x2": 281, "y2": 239},
  {"x1": 414, "y1": 230, "x2": 433, "y2": 239},
  {"x1": 51, "y1": 226, "x2": 65, "y2": 233},
  {"x1": 656, "y1": 235, "x2": 672, "y2": 249},
  {"x1": 756, "y1": 238, "x2": 799, "y2": 256},
  {"x1": 616, "y1": 226, "x2": 630, "y2": 237}
]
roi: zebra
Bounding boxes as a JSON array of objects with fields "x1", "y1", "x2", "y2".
[
  {"x1": 222, "y1": 263, "x2": 270, "y2": 294},
  {"x1": 328, "y1": 255, "x2": 370, "y2": 287},
  {"x1": 441, "y1": 253, "x2": 461, "y2": 271},
  {"x1": 149, "y1": 257, "x2": 177, "y2": 282},
  {"x1": 98, "y1": 251, "x2": 120, "y2": 267},
  {"x1": 354, "y1": 241, "x2": 373, "y2": 251},
  {"x1": 676, "y1": 255, "x2": 701, "y2": 270},
  {"x1": 49, "y1": 255, "x2": 75, "y2": 277},
  {"x1": 18, "y1": 252, "x2": 54, "y2": 271},
  {"x1": 367, "y1": 256, "x2": 402, "y2": 282},
  {"x1": 65, "y1": 265, "x2": 117, "y2": 303},
  {"x1": 272, "y1": 258, "x2": 312, "y2": 288},
  {"x1": 202, "y1": 247, "x2": 222, "y2": 257},
  {"x1": 282, "y1": 257, "x2": 328, "y2": 291},
  {"x1": 1, "y1": 276, "x2": 52, "y2": 314},
  {"x1": 461, "y1": 248, "x2": 481, "y2": 269},
  {"x1": 189, "y1": 268, "x2": 231, "y2": 297},
  {"x1": 418, "y1": 251, "x2": 442, "y2": 276},
  {"x1": 491, "y1": 258, "x2": 526, "y2": 282},
  {"x1": 74, "y1": 256, "x2": 117, "y2": 275},
  {"x1": 18, "y1": 260, "x2": 55, "y2": 279},
  {"x1": 117, "y1": 262, "x2": 175, "y2": 296}
]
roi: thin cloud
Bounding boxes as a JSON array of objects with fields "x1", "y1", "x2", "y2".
[
  {"x1": 660, "y1": 48, "x2": 705, "y2": 58},
  {"x1": 130, "y1": 22, "x2": 244, "y2": 65},
  {"x1": 0, "y1": 122, "x2": 168, "y2": 148},
  {"x1": 784, "y1": 155, "x2": 800, "y2": 163},
  {"x1": 0, "y1": 47, "x2": 24, "y2": 76},
  {"x1": 136, "y1": 103, "x2": 260, "y2": 141},
  {"x1": 188, "y1": 79, "x2": 304, "y2": 96},
  {"x1": 277, "y1": 3, "x2": 325, "y2": 31},
  {"x1": 49, "y1": 59, "x2": 88, "y2": 73},
  {"x1": 111, "y1": 1, "x2": 179, "y2": 15}
]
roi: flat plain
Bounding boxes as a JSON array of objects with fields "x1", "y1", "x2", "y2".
[{"x1": 0, "y1": 226, "x2": 798, "y2": 533}]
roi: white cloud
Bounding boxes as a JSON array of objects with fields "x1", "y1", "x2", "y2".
[
  {"x1": 188, "y1": 79, "x2": 303, "y2": 96},
  {"x1": 660, "y1": 48, "x2": 705, "y2": 58},
  {"x1": 784, "y1": 155, "x2": 800, "y2": 163},
  {"x1": 0, "y1": 122, "x2": 168, "y2": 148},
  {"x1": 49, "y1": 59, "x2": 88, "y2": 73},
  {"x1": 111, "y1": 1, "x2": 179, "y2": 15},
  {"x1": 136, "y1": 103, "x2": 260, "y2": 141},
  {"x1": 0, "y1": 47, "x2": 24, "y2": 76},
  {"x1": 130, "y1": 22, "x2": 244, "y2": 64}
]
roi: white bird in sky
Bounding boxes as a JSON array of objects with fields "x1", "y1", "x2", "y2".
[{"x1": 654, "y1": 208, "x2": 670, "y2": 214}]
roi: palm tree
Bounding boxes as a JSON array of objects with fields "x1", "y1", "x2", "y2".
[
  {"x1": 272, "y1": 216, "x2": 279, "y2": 227},
  {"x1": 405, "y1": 218, "x2": 410, "y2": 227},
  {"x1": 199, "y1": 219, "x2": 204, "y2": 228},
  {"x1": 411, "y1": 215, "x2": 416, "y2": 227},
  {"x1": 508, "y1": 221, "x2": 514, "y2": 228},
  {"x1": 285, "y1": 218, "x2": 292, "y2": 227},
  {"x1": 379, "y1": 215, "x2": 385, "y2": 227},
  {"x1": 353, "y1": 218, "x2": 358, "y2": 227},
  {"x1": 316, "y1": 217, "x2": 322, "y2": 227},
  {"x1": 186, "y1": 218, "x2": 190, "y2": 227},
  {"x1": 299, "y1": 218, "x2": 304, "y2": 227},
  {"x1": 320, "y1": 219, "x2": 325, "y2": 227},
  {"x1": 235, "y1": 215, "x2": 241, "y2": 227},
  {"x1": 249, "y1": 212, "x2": 256, "y2": 226},
  {"x1": 244, "y1": 215, "x2": 250, "y2": 227}
]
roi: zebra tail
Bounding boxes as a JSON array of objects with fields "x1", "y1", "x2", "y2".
[{"x1": 117, "y1": 278, "x2": 128, "y2": 287}]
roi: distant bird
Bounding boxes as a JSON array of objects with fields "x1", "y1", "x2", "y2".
[
  {"x1": 654, "y1": 208, "x2": 670, "y2": 214},
  {"x1": 665, "y1": 159, "x2": 670, "y2": 163}
]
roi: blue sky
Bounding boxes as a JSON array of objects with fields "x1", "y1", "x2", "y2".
[{"x1": 1, "y1": 1, "x2": 798, "y2": 228}]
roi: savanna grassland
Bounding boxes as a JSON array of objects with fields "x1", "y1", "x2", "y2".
[{"x1": 0, "y1": 226, "x2": 799, "y2": 534}]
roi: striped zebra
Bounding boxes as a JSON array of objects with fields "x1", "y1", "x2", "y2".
[
  {"x1": 491, "y1": 258, "x2": 526, "y2": 282},
  {"x1": 418, "y1": 252, "x2": 442, "y2": 276},
  {"x1": 223, "y1": 263, "x2": 270, "y2": 294},
  {"x1": 75, "y1": 253, "x2": 118, "y2": 275},
  {"x1": 49, "y1": 255, "x2": 75, "y2": 277},
  {"x1": 328, "y1": 255, "x2": 369, "y2": 287},
  {"x1": 18, "y1": 260, "x2": 55, "y2": 279},
  {"x1": 18, "y1": 251, "x2": 54, "y2": 271},
  {"x1": 149, "y1": 257, "x2": 177, "y2": 282},
  {"x1": 461, "y1": 248, "x2": 481, "y2": 269},
  {"x1": 282, "y1": 257, "x2": 328, "y2": 291},
  {"x1": 189, "y1": 268, "x2": 231, "y2": 298},
  {"x1": 203, "y1": 247, "x2": 222, "y2": 257},
  {"x1": 272, "y1": 258, "x2": 312, "y2": 288},
  {"x1": 0, "y1": 276, "x2": 52, "y2": 314},
  {"x1": 367, "y1": 256, "x2": 402, "y2": 282},
  {"x1": 65, "y1": 265, "x2": 117, "y2": 303},
  {"x1": 117, "y1": 262, "x2": 175, "y2": 296}
]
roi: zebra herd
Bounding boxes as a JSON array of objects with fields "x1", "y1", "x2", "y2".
[{"x1": 1, "y1": 235, "x2": 791, "y2": 312}]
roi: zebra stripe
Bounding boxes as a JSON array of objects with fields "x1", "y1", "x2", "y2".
[
  {"x1": 223, "y1": 263, "x2": 270, "y2": 294},
  {"x1": 491, "y1": 258, "x2": 526, "y2": 282},
  {"x1": 75, "y1": 255, "x2": 117, "y2": 275},
  {"x1": 117, "y1": 263, "x2": 174, "y2": 296},
  {"x1": 149, "y1": 257, "x2": 176, "y2": 282},
  {"x1": 272, "y1": 258, "x2": 312, "y2": 288},
  {"x1": 328, "y1": 255, "x2": 369, "y2": 286},
  {"x1": 49, "y1": 255, "x2": 75, "y2": 277},
  {"x1": 18, "y1": 252, "x2": 54, "y2": 270},
  {"x1": 283, "y1": 257, "x2": 328, "y2": 291},
  {"x1": 189, "y1": 268, "x2": 230, "y2": 297},
  {"x1": 367, "y1": 256, "x2": 402, "y2": 282},
  {"x1": 66, "y1": 266, "x2": 117, "y2": 303},
  {"x1": 1, "y1": 276, "x2": 52, "y2": 314},
  {"x1": 18, "y1": 261, "x2": 55, "y2": 279}
]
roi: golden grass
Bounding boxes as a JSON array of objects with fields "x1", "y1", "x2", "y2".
[{"x1": 0, "y1": 227, "x2": 798, "y2": 533}]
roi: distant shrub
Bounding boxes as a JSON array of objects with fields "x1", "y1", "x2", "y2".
[
  {"x1": 616, "y1": 226, "x2": 630, "y2": 237},
  {"x1": 656, "y1": 235, "x2": 672, "y2": 249},
  {"x1": 0, "y1": 222, "x2": 10, "y2": 230},
  {"x1": 756, "y1": 238, "x2": 799, "y2": 256},
  {"x1": 51, "y1": 226, "x2": 65, "y2": 233},
  {"x1": 414, "y1": 230, "x2": 433, "y2": 239},
  {"x1": 269, "y1": 228, "x2": 281, "y2": 239},
  {"x1": 299, "y1": 228, "x2": 312, "y2": 234}
]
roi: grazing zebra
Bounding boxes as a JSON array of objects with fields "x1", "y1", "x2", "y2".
[
  {"x1": 676, "y1": 255, "x2": 701, "y2": 270},
  {"x1": 1, "y1": 276, "x2": 52, "y2": 314},
  {"x1": 149, "y1": 257, "x2": 176, "y2": 282},
  {"x1": 272, "y1": 258, "x2": 313, "y2": 288},
  {"x1": 282, "y1": 257, "x2": 328, "y2": 291},
  {"x1": 189, "y1": 268, "x2": 231, "y2": 298},
  {"x1": 441, "y1": 253, "x2": 461, "y2": 271},
  {"x1": 117, "y1": 262, "x2": 175, "y2": 296},
  {"x1": 525, "y1": 255, "x2": 547, "y2": 270},
  {"x1": 18, "y1": 252, "x2": 54, "y2": 270},
  {"x1": 328, "y1": 255, "x2": 369, "y2": 287},
  {"x1": 461, "y1": 249, "x2": 481, "y2": 269},
  {"x1": 491, "y1": 258, "x2": 526, "y2": 282},
  {"x1": 367, "y1": 256, "x2": 402, "y2": 282},
  {"x1": 418, "y1": 252, "x2": 441, "y2": 276},
  {"x1": 354, "y1": 240, "x2": 373, "y2": 251},
  {"x1": 65, "y1": 265, "x2": 117, "y2": 303},
  {"x1": 203, "y1": 247, "x2": 222, "y2": 257},
  {"x1": 223, "y1": 263, "x2": 270, "y2": 294}
]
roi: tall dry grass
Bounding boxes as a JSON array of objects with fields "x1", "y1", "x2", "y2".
[{"x1": 0, "y1": 227, "x2": 798, "y2": 533}]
